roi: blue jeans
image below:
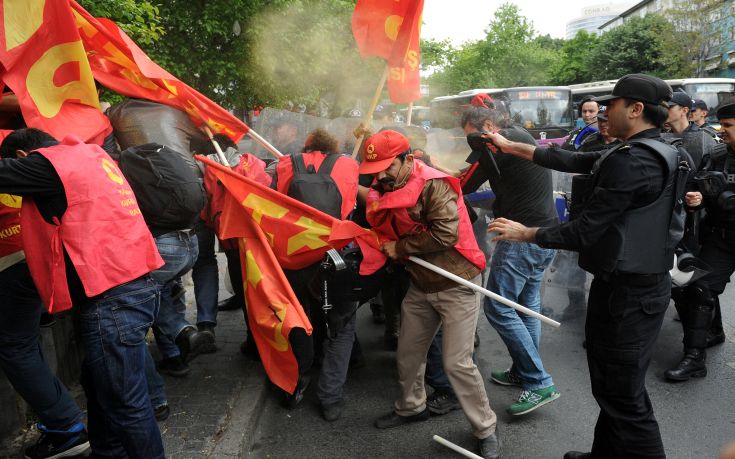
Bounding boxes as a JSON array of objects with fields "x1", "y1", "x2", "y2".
[
  {"x1": 484, "y1": 241, "x2": 556, "y2": 390},
  {"x1": 0, "y1": 262, "x2": 82, "y2": 430},
  {"x1": 151, "y1": 231, "x2": 199, "y2": 359},
  {"x1": 425, "y1": 328, "x2": 452, "y2": 393},
  {"x1": 192, "y1": 222, "x2": 218, "y2": 325},
  {"x1": 78, "y1": 276, "x2": 165, "y2": 458},
  {"x1": 316, "y1": 310, "x2": 356, "y2": 406}
]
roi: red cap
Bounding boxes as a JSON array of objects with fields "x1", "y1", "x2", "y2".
[{"x1": 358, "y1": 130, "x2": 411, "y2": 174}]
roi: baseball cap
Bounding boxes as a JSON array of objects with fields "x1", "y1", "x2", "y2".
[
  {"x1": 596, "y1": 106, "x2": 608, "y2": 121},
  {"x1": 692, "y1": 99, "x2": 708, "y2": 111},
  {"x1": 716, "y1": 103, "x2": 735, "y2": 120},
  {"x1": 594, "y1": 73, "x2": 672, "y2": 107},
  {"x1": 670, "y1": 91, "x2": 693, "y2": 109},
  {"x1": 358, "y1": 130, "x2": 411, "y2": 175}
]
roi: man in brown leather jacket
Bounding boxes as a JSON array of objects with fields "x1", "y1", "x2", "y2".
[{"x1": 362, "y1": 130, "x2": 500, "y2": 459}]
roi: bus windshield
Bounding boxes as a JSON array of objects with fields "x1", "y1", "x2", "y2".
[
  {"x1": 680, "y1": 83, "x2": 735, "y2": 113},
  {"x1": 505, "y1": 88, "x2": 573, "y2": 130}
]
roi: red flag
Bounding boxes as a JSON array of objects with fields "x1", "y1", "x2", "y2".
[
  {"x1": 69, "y1": 1, "x2": 249, "y2": 142},
  {"x1": 0, "y1": 0, "x2": 111, "y2": 144},
  {"x1": 198, "y1": 156, "x2": 385, "y2": 274},
  {"x1": 351, "y1": 0, "x2": 423, "y2": 104}
]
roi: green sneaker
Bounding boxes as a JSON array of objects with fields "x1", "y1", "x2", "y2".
[
  {"x1": 507, "y1": 386, "x2": 560, "y2": 416},
  {"x1": 490, "y1": 369, "x2": 522, "y2": 387}
]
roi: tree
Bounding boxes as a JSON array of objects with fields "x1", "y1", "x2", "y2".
[
  {"x1": 78, "y1": 0, "x2": 163, "y2": 46},
  {"x1": 664, "y1": 0, "x2": 723, "y2": 77},
  {"x1": 587, "y1": 14, "x2": 690, "y2": 80},
  {"x1": 548, "y1": 30, "x2": 598, "y2": 85}
]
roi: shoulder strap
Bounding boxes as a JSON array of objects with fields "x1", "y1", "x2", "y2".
[
  {"x1": 291, "y1": 153, "x2": 306, "y2": 174},
  {"x1": 590, "y1": 142, "x2": 630, "y2": 175},
  {"x1": 316, "y1": 153, "x2": 339, "y2": 176}
]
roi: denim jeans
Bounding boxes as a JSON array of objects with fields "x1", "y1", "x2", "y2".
[
  {"x1": 144, "y1": 350, "x2": 166, "y2": 410},
  {"x1": 192, "y1": 222, "x2": 218, "y2": 325},
  {"x1": 0, "y1": 262, "x2": 82, "y2": 430},
  {"x1": 425, "y1": 328, "x2": 452, "y2": 393},
  {"x1": 151, "y1": 231, "x2": 199, "y2": 359},
  {"x1": 484, "y1": 240, "x2": 556, "y2": 390},
  {"x1": 316, "y1": 310, "x2": 356, "y2": 406},
  {"x1": 78, "y1": 276, "x2": 165, "y2": 459}
]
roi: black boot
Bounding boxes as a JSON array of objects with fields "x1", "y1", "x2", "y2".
[{"x1": 664, "y1": 348, "x2": 707, "y2": 381}]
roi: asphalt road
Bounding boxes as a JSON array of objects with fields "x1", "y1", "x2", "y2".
[{"x1": 247, "y1": 267, "x2": 735, "y2": 459}]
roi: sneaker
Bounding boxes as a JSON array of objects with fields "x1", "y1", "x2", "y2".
[
  {"x1": 507, "y1": 386, "x2": 560, "y2": 416},
  {"x1": 490, "y1": 369, "x2": 522, "y2": 387},
  {"x1": 25, "y1": 423, "x2": 90, "y2": 459},
  {"x1": 427, "y1": 390, "x2": 460, "y2": 415},
  {"x1": 157, "y1": 355, "x2": 190, "y2": 377}
]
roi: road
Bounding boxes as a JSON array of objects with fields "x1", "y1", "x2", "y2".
[{"x1": 247, "y1": 267, "x2": 735, "y2": 459}]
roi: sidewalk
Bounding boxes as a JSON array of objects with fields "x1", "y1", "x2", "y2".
[{"x1": 0, "y1": 255, "x2": 269, "y2": 459}]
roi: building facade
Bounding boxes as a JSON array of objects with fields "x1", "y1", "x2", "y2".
[{"x1": 566, "y1": 3, "x2": 634, "y2": 39}]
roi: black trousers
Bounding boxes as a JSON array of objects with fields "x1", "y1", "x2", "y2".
[{"x1": 585, "y1": 274, "x2": 670, "y2": 459}]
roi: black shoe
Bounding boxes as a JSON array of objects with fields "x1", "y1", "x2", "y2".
[
  {"x1": 479, "y1": 432, "x2": 500, "y2": 459},
  {"x1": 707, "y1": 329, "x2": 726, "y2": 348},
  {"x1": 427, "y1": 390, "x2": 461, "y2": 415},
  {"x1": 563, "y1": 452, "x2": 591, "y2": 459},
  {"x1": 24, "y1": 422, "x2": 90, "y2": 459},
  {"x1": 154, "y1": 404, "x2": 170, "y2": 422},
  {"x1": 175, "y1": 325, "x2": 210, "y2": 363},
  {"x1": 664, "y1": 348, "x2": 707, "y2": 381},
  {"x1": 374, "y1": 409, "x2": 429, "y2": 429},
  {"x1": 157, "y1": 355, "x2": 190, "y2": 377},
  {"x1": 321, "y1": 400, "x2": 344, "y2": 422},
  {"x1": 197, "y1": 322, "x2": 217, "y2": 354},
  {"x1": 218, "y1": 296, "x2": 241, "y2": 311},
  {"x1": 281, "y1": 376, "x2": 310, "y2": 409}
]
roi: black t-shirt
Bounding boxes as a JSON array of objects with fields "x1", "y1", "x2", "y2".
[{"x1": 482, "y1": 125, "x2": 559, "y2": 227}]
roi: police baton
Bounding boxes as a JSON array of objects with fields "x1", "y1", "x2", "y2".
[{"x1": 407, "y1": 256, "x2": 561, "y2": 328}]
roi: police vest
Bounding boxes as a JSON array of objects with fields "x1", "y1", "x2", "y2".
[
  {"x1": 700, "y1": 143, "x2": 735, "y2": 225},
  {"x1": 366, "y1": 160, "x2": 486, "y2": 271},
  {"x1": 21, "y1": 136, "x2": 163, "y2": 313},
  {"x1": 576, "y1": 139, "x2": 684, "y2": 274}
]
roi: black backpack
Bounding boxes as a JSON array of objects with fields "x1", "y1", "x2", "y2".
[
  {"x1": 287, "y1": 153, "x2": 342, "y2": 218},
  {"x1": 118, "y1": 143, "x2": 206, "y2": 232}
]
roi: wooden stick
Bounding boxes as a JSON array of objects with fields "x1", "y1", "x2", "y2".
[
  {"x1": 433, "y1": 435, "x2": 484, "y2": 459},
  {"x1": 406, "y1": 101, "x2": 414, "y2": 125},
  {"x1": 408, "y1": 256, "x2": 561, "y2": 328},
  {"x1": 352, "y1": 65, "x2": 390, "y2": 159},
  {"x1": 246, "y1": 128, "x2": 284, "y2": 159},
  {"x1": 203, "y1": 126, "x2": 231, "y2": 166}
]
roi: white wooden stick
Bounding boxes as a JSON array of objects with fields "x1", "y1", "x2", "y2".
[
  {"x1": 433, "y1": 435, "x2": 484, "y2": 459},
  {"x1": 246, "y1": 128, "x2": 284, "y2": 159},
  {"x1": 352, "y1": 65, "x2": 390, "y2": 159},
  {"x1": 408, "y1": 256, "x2": 561, "y2": 328},
  {"x1": 203, "y1": 126, "x2": 231, "y2": 166}
]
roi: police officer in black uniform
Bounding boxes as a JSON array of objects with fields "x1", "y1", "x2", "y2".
[
  {"x1": 664, "y1": 103, "x2": 735, "y2": 381},
  {"x1": 480, "y1": 74, "x2": 685, "y2": 459}
]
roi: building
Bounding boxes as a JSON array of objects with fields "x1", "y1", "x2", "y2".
[
  {"x1": 599, "y1": 0, "x2": 735, "y2": 77},
  {"x1": 565, "y1": 3, "x2": 635, "y2": 39}
]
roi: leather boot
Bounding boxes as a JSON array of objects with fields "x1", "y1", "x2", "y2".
[{"x1": 664, "y1": 348, "x2": 706, "y2": 381}]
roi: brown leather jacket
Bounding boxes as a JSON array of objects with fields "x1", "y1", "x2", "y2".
[{"x1": 394, "y1": 178, "x2": 481, "y2": 293}]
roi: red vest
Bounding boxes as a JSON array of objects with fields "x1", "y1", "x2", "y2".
[
  {"x1": 275, "y1": 152, "x2": 359, "y2": 220},
  {"x1": 366, "y1": 160, "x2": 486, "y2": 271},
  {"x1": 21, "y1": 136, "x2": 163, "y2": 313},
  {"x1": 0, "y1": 194, "x2": 22, "y2": 258}
]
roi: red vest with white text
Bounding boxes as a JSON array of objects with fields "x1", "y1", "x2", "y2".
[
  {"x1": 366, "y1": 161, "x2": 486, "y2": 271},
  {"x1": 21, "y1": 136, "x2": 163, "y2": 313},
  {"x1": 0, "y1": 194, "x2": 23, "y2": 258}
]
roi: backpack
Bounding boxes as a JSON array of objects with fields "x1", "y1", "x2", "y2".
[
  {"x1": 118, "y1": 143, "x2": 206, "y2": 232},
  {"x1": 286, "y1": 153, "x2": 342, "y2": 218}
]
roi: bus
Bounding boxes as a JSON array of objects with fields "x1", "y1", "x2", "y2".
[
  {"x1": 570, "y1": 78, "x2": 735, "y2": 124},
  {"x1": 429, "y1": 86, "x2": 574, "y2": 142}
]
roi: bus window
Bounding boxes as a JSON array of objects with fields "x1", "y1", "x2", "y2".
[{"x1": 505, "y1": 87, "x2": 573, "y2": 140}]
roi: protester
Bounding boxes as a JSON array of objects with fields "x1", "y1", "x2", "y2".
[
  {"x1": 0, "y1": 128, "x2": 165, "y2": 458},
  {"x1": 362, "y1": 130, "x2": 499, "y2": 459},
  {"x1": 484, "y1": 74, "x2": 683, "y2": 458},
  {"x1": 0, "y1": 194, "x2": 90, "y2": 458}
]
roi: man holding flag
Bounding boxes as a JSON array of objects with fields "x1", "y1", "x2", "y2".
[{"x1": 363, "y1": 130, "x2": 500, "y2": 459}]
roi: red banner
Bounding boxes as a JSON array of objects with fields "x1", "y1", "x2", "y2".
[
  {"x1": 0, "y1": 0, "x2": 112, "y2": 144},
  {"x1": 69, "y1": 1, "x2": 249, "y2": 141},
  {"x1": 351, "y1": 0, "x2": 423, "y2": 104}
]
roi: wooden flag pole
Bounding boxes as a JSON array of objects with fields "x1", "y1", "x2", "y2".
[
  {"x1": 247, "y1": 128, "x2": 284, "y2": 159},
  {"x1": 352, "y1": 65, "x2": 390, "y2": 159},
  {"x1": 405, "y1": 101, "x2": 414, "y2": 125},
  {"x1": 203, "y1": 126, "x2": 231, "y2": 166}
]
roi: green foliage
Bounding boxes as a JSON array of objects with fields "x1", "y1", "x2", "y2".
[
  {"x1": 587, "y1": 14, "x2": 690, "y2": 80},
  {"x1": 548, "y1": 30, "x2": 598, "y2": 85},
  {"x1": 663, "y1": 0, "x2": 722, "y2": 77},
  {"x1": 77, "y1": 0, "x2": 163, "y2": 46}
]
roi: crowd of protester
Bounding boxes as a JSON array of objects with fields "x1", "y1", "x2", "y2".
[{"x1": 2, "y1": 73, "x2": 735, "y2": 459}]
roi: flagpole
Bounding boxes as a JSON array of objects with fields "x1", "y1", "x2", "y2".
[
  {"x1": 407, "y1": 256, "x2": 561, "y2": 328},
  {"x1": 203, "y1": 126, "x2": 232, "y2": 166},
  {"x1": 246, "y1": 128, "x2": 284, "y2": 159},
  {"x1": 352, "y1": 65, "x2": 390, "y2": 159},
  {"x1": 405, "y1": 101, "x2": 414, "y2": 125}
]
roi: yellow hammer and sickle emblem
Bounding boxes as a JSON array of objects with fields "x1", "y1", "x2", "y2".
[
  {"x1": 0, "y1": 194, "x2": 22, "y2": 209},
  {"x1": 101, "y1": 159, "x2": 124, "y2": 185}
]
